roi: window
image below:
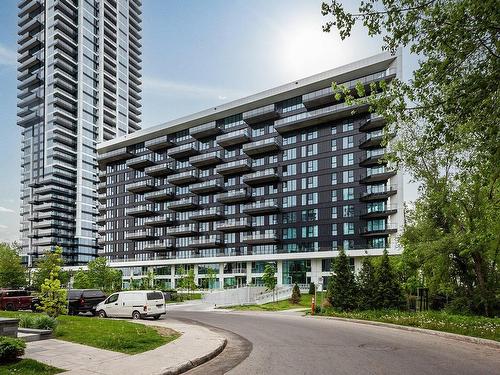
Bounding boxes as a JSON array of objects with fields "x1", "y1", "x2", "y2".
[
  {"x1": 343, "y1": 153, "x2": 354, "y2": 166},
  {"x1": 343, "y1": 170, "x2": 354, "y2": 183},
  {"x1": 332, "y1": 223, "x2": 338, "y2": 235},
  {"x1": 283, "y1": 148, "x2": 296, "y2": 161},
  {"x1": 343, "y1": 222, "x2": 355, "y2": 235},
  {"x1": 343, "y1": 188, "x2": 354, "y2": 200},
  {"x1": 331, "y1": 206, "x2": 338, "y2": 219},
  {"x1": 283, "y1": 179, "x2": 297, "y2": 192},
  {"x1": 283, "y1": 135, "x2": 296, "y2": 145},
  {"x1": 301, "y1": 176, "x2": 318, "y2": 189},
  {"x1": 301, "y1": 225, "x2": 318, "y2": 238},
  {"x1": 343, "y1": 239, "x2": 354, "y2": 250},
  {"x1": 367, "y1": 165, "x2": 386, "y2": 176},
  {"x1": 331, "y1": 125, "x2": 337, "y2": 135},
  {"x1": 370, "y1": 237, "x2": 386, "y2": 248},
  {"x1": 301, "y1": 208, "x2": 318, "y2": 221},
  {"x1": 343, "y1": 121, "x2": 354, "y2": 132},
  {"x1": 282, "y1": 97, "x2": 304, "y2": 113},
  {"x1": 301, "y1": 143, "x2": 318, "y2": 157},
  {"x1": 331, "y1": 156, "x2": 337, "y2": 168},
  {"x1": 301, "y1": 160, "x2": 318, "y2": 173},
  {"x1": 282, "y1": 212, "x2": 297, "y2": 224},
  {"x1": 301, "y1": 130, "x2": 318, "y2": 141},
  {"x1": 283, "y1": 195, "x2": 297, "y2": 208},
  {"x1": 283, "y1": 228, "x2": 297, "y2": 240},
  {"x1": 367, "y1": 202, "x2": 385, "y2": 213},
  {"x1": 106, "y1": 294, "x2": 119, "y2": 304},
  {"x1": 342, "y1": 136, "x2": 354, "y2": 149},
  {"x1": 332, "y1": 190, "x2": 338, "y2": 202},
  {"x1": 368, "y1": 219, "x2": 386, "y2": 231},
  {"x1": 343, "y1": 205, "x2": 354, "y2": 218},
  {"x1": 331, "y1": 139, "x2": 337, "y2": 151},
  {"x1": 331, "y1": 172, "x2": 337, "y2": 185},
  {"x1": 301, "y1": 192, "x2": 318, "y2": 205},
  {"x1": 283, "y1": 164, "x2": 296, "y2": 176}
]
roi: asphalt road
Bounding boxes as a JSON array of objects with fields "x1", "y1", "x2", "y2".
[{"x1": 167, "y1": 303, "x2": 500, "y2": 375}]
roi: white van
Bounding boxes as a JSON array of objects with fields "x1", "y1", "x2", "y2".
[{"x1": 95, "y1": 290, "x2": 166, "y2": 320}]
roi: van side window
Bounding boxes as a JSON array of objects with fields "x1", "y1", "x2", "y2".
[
  {"x1": 106, "y1": 294, "x2": 118, "y2": 304},
  {"x1": 147, "y1": 292, "x2": 164, "y2": 301}
]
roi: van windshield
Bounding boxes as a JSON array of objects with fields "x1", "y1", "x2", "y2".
[{"x1": 147, "y1": 292, "x2": 164, "y2": 301}]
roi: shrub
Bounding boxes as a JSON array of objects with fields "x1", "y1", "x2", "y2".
[
  {"x1": 308, "y1": 282, "x2": 315, "y2": 295},
  {"x1": 18, "y1": 314, "x2": 58, "y2": 330},
  {"x1": 0, "y1": 336, "x2": 26, "y2": 362},
  {"x1": 18, "y1": 315, "x2": 35, "y2": 329},
  {"x1": 290, "y1": 283, "x2": 301, "y2": 304}
]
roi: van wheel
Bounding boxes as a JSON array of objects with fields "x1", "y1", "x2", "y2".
[
  {"x1": 98, "y1": 310, "x2": 107, "y2": 318},
  {"x1": 153, "y1": 315, "x2": 160, "y2": 320},
  {"x1": 5, "y1": 303, "x2": 14, "y2": 311},
  {"x1": 132, "y1": 310, "x2": 142, "y2": 320}
]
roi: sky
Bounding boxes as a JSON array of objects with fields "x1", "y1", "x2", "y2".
[{"x1": 0, "y1": 0, "x2": 419, "y2": 242}]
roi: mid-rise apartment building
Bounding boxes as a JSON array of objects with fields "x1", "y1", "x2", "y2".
[
  {"x1": 17, "y1": 0, "x2": 142, "y2": 265},
  {"x1": 97, "y1": 52, "x2": 403, "y2": 289}
]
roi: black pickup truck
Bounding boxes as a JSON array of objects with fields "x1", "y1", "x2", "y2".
[{"x1": 32, "y1": 289, "x2": 107, "y2": 315}]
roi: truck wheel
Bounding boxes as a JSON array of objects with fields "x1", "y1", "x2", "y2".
[
  {"x1": 5, "y1": 303, "x2": 14, "y2": 311},
  {"x1": 97, "y1": 310, "x2": 107, "y2": 318},
  {"x1": 132, "y1": 310, "x2": 141, "y2": 320}
]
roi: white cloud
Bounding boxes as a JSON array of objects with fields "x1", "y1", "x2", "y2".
[
  {"x1": 0, "y1": 207, "x2": 14, "y2": 213},
  {"x1": 142, "y1": 76, "x2": 248, "y2": 101},
  {"x1": 0, "y1": 44, "x2": 16, "y2": 67}
]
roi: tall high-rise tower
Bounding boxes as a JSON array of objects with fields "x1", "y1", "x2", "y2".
[{"x1": 17, "y1": 0, "x2": 142, "y2": 265}]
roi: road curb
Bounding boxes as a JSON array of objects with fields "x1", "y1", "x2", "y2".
[
  {"x1": 305, "y1": 315, "x2": 500, "y2": 349},
  {"x1": 162, "y1": 337, "x2": 227, "y2": 375}
]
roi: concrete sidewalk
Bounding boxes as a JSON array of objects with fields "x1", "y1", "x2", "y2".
[{"x1": 24, "y1": 318, "x2": 226, "y2": 375}]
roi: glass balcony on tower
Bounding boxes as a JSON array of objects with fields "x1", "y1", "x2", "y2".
[
  {"x1": 242, "y1": 137, "x2": 281, "y2": 156},
  {"x1": 359, "y1": 114, "x2": 386, "y2": 132},
  {"x1": 167, "y1": 197, "x2": 199, "y2": 211},
  {"x1": 359, "y1": 154, "x2": 387, "y2": 168},
  {"x1": 191, "y1": 235, "x2": 223, "y2": 248},
  {"x1": 360, "y1": 223, "x2": 398, "y2": 237},
  {"x1": 125, "y1": 205, "x2": 154, "y2": 217},
  {"x1": 216, "y1": 218, "x2": 252, "y2": 232},
  {"x1": 359, "y1": 185, "x2": 397, "y2": 202},
  {"x1": 242, "y1": 104, "x2": 280, "y2": 124},
  {"x1": 145, "y1": 214, "x2": 176, "y2": 227},
  {"x1": 215, "y1": 188, "x2": 252, "y2": 204},
  {"x1": 168, "y1": 142, "x2": 199, "y2": 159},
  {"x1": 167, "y1": 224, "x2": 199, "y2": 237},
  {"x1": 145, "y1": 136, "x2": 175, "y2": 151},
  {"x1": 216, "y1": 129, "x2": 251, "y2": 147},
  {"x1": 359, "y1": 169, "x2": 397, "y2": 184},
  {"x1": 190, "y1": 207, "x2": 224, "y2": 221},
  {"x1": 126, "y1": 154, "x2": 155, "y2": 169},
  {"x1": 242, "y1": 230, "x2": 279, "y2": 244},
  {"x1": 189, "y1": 151, "x2": 223, "y2": 168},
  {"x1": 189, "y1": 121, "x2": 223, "y2": 139},
  {"x1": 125, "y1": 230, "x2": 157, "y2": 241},
  {"x1": 242, "y1": 199, "x2": 280, "y2": 215},
  {"x1": 126, "y1": 179, "x2": 156, "y2": 193},
  {"x1": 144, "y1": 239, "x2": 175, "y2": 251},
  {"x1": 167, "y1": 170, "x2": 199, "y2": 185},
  {"x1": 215, "y1": 159, "x2": 252, "y2": 176},
  {"x1": 243, "y1": 168, "x2": 280, "y2": 186},
  {"x1": 360, "y1": 205, "x2": 398, "y2": 219},
  {"x1": 190, "y1": 179, "x2": 225, "y2": 195},
  {"x1": 145, "y1": 162, "x2": 176, "y2": 177},
  {"x1": 144, "y1": 188, "x2": 176, "y2": 202}
]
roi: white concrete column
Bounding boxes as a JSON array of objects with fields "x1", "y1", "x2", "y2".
[
  {"x1": 193, "y1": 264, "x2": 199, "y2": 286},
  {"x1": 277, "y1": 260, "x2": 283, "y2": 286},
  {"x1": 170, "y1": 265, "x2": 175, "y2": 289},
  {"x1": 246, "y1": 261, "x2": 252, "y2": 285},
  {"x1": 219, "y1": 263, "x2": 224, "y2": 289}
]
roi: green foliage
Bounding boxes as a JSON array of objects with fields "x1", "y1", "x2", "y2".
[
  {"x1": 0, "y1": 336, "x2": 26, "y2": 362},
  {"x1": 308, "y1": 282, "x2": 316, "y2": 295},
  {"x1": 0, "y1": 243, "x2": 26, "y2": 289},
  {"x1": 32, "y1": 249, "x2": 69, "y2": 291},
  {"x1": 178, "y1": 269, "x2": 197, "y2": 293},
  {"x1": 290, "y1": 283, "x2": 301, "y2": 304},
  {"x1": 206, "y1": 267, "x2": 218, "y2": 289},
  {"x1": 321, "y1": 0, "x2": 500, "y2": 316},
  {"x1": 356, "y1": 257, "x2": 378, "y2": 310},
  {"x1": 327, "y1": 248, "x2": 357, "y2": 311},
  {"x1": 262, "y1": 263, "x2": 277, "y2": 294},
  {"x1": 376, "y1": 249, "x2": 402, "y2": 309},
  {"x1": 72, "y1": 257, "x2": 122, "y2": 293},
  {"x1": 0, "y1": 358, "x2": 64, "y2": 375},
  {"x1": 37, "y1": 247, "x2": 68, "y2": 317},
  {"x1": 19, "y1": 314, "x2": 58, "y2": 330}
]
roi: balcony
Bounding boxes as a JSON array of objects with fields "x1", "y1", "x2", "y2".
[
  {"x1": 189, "y1": 121, "x2": 223, "y2": 139},
  {"x1": 216, "y1": 218, "x2": 252, "y2": 232},
  {"x1": 189, "y1": 151, "x2": 223, "y2": 167},
  {"x1": 216, "y1": 159, "x2": 252, "y2": 176},
  {"x1": 242, "y1": 104, "x2": 280, "y2": 124},
  {"x1": 360, "y1": 224, "x2": 398, "y2": 237},
  {"x1": 274, "y1": 100, "x2": 370, "y2": 134},
  {"x1": 145, "y1": 214, "x2": 176, "y2": 227},
  {"x1": 167, "y1": 170, "x2": 199, "y2": 185},
  {"x1": 360, "y1": 186, "x2": 398, "y2": 202},
  {"x1": 360, "y1": 114, "x2": 386, "y2": 132},
  {"x1": 125, "y1": 230, "x2": 156, "y2": 241},
  {"x1": 145, "y1": 136, "x2": 175, "y2": 151},
  {"x1": 125, "y1": 205, "x2": 154, "y2": 217},
  {"x1": 359, "y1": 170, "x2": 397, "y2": 184},
  {"x1": 360, "y1": 205, "x2": 398, "y2": 219},
  {"x1": 168, "y1": 143, "x2": 199, "y2": 159},
  {"x1": 167, "y1": 224, "x2": 199, "y2": 237},
  {"x1": 126, "y1": 154, "x2": 155, "y2": 169},
  {"x1": 359, "y1": 154, "x2": 387, "y2": 168},
  {"x1": 145, "y1": 162, "x2": 176, "y2": 177},
  {"x1": 359, "y1": 135, "x2": 384, "y2": 149},
  {"x1": 242, "y1": 137, "x2": 281, "y2": 156},
  {"x1": 191, "y1": 235, "x2": 223, "y2": 248},
  {"x1": 144, "y1": 240, "x2": 175, "y2": 251},
  {"x1": 242, "y1": 199, "x2": 280, "y2": 215},
  {"x1": 215, "y1": 188, "x2": 252, "y2": 204},
  {"x1": 167, "y1": 197, "x2": 198, "y2": 211},
  {"x1": 243, "y1": 168, "x2": 280, "y2": 186},
  {"x1": 190, "y1": 207, "x2": 224, "y2": 221},
  {"x1": 216, "y1": 129, "x2": 251, "y2": 147},
  {"x1": 242, "y1": 230, "x2": 279, "y2": 244},
  {"x1": 97, "y1": 182, "x2": 106, "y2": 193},
  {"x1": 190, "y1": 179, "x2": 225, "y2": 195},
  {"x1": 144, "y1": 188, "x2": 176, "y2": 202},
  {"x1": 126, "y1": 179, "x2": 156, "y2": 193}
]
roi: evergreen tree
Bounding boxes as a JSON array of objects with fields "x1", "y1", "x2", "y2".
[
  {"x1": 357, "y1": 257, "x2": 378, "y2": 310},
  {"x1": 376, "y1": 249, "x2": 402, "y2": 309},
  {"x1": 308, "y1": 282, "x2": 315, "y2": 295},
  {"x1": 290, "y1": 283, "x2": 301, "y2": 304},
  {"x1": 327, "y1": 248, "x2": 357, "y2": 311}
]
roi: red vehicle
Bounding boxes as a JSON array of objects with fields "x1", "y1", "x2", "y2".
[{"x1": 0, "y1": 290, "x2": 33, "y2": 311}]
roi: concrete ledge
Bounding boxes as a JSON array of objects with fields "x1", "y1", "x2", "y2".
[
  {"x1": 306, "y1": 315, "x2": 500, "y2": 349},
  {"x1": 18, "y1": 327, "x2": 53, "y2": 342}
]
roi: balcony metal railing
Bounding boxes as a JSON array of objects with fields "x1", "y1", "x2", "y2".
[
  {"x1": 190, "y1": 179, "x2": 224, "y2": 194},
  {"x1": 189, "y1": 151, "x2": 223, "y2": 167},
  {"x1": 191, "y1": 235, "x2": 223, "y2": 248},
  {"x1": 242, "y1": 230, "x2": 279, "y2": 243},
  {"x1": 216, "y1": 218, "x2": 251, "y2": 231},
  {"x1": 242, "y1": 199, "x2": 279, "y2": 214},
  {"x1": 167, "y1": 169, "x2": 199, "y2": 185},
  {"x1": 215, "y1": 188, "x2": 251, "y2": 203},
  {"x1": 145, "y1": 135, "x2": 175, "y2": 150},
  {"x1": 190, "y1": 207, "x2": 224, "y2": 221},
  {"x1": 242, "y1": 137, "x2": 281, "y2": 156},
  {"x1": 242, "y1": 168, "x2": 280, "y2": 185},
  {"x1": 144, "y1": 162, "x2": 176, "y2": 177},
  {"x1": 167, "y1": 224, "x2": 199, "y2": 236},
  {"x1": 126, "y1": 179, "x2": 156, "y2": 193},
  {"x1": 189, "y1": 121, "x2": 223, "y2": 139},
  {"x1": 242, "y1": 104, "x2": 280, "y2": 124},
  {"x1": 216, "y1": 128, "x2": 251, "y2": 147},
  {"x1": 144, "y1": 188, "x2": 176, "y2": 202},
  {"x1": 144, "y1": 240, "x2": 174, "y2": 251},
  {"x1": 216, "y1": 159, "x2": 252, "y2": 175}
]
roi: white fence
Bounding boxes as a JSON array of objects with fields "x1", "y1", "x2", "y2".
[{"x1": 203, "y1": 285, "x2": 298, "y2": 307}]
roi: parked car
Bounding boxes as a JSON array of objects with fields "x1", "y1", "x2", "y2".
[
  {"x1": 95, "y1": 290, "x2": 166, "y2": 320},
  {"x1": 67, "y1": 289, "x2": 107, "y2": 315},
  {"x1": 0, "y1": 290, "x2": 33, "y2": 311}
]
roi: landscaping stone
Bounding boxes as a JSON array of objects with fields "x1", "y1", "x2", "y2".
[{"x1": 0, "y1": 317, "x2": 19, "y2": 337}]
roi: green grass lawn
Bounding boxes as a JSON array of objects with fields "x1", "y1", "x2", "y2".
[
  {"x1": 317, "y1": 309, "x2": 500, "y2": 341},
  {"x1": 0, "y1": 311, "x2": 180, "y2": 354},
  {"x1": 0, "y1": 359, "x2": 64, "y2": 375},
  {"x1": 222, "y1": 293, "x2": 321, "y2": 311}
]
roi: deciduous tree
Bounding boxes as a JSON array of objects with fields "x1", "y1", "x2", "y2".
[{"x1": 0, "y1": 243, "x2": 26, "y2": 289}]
